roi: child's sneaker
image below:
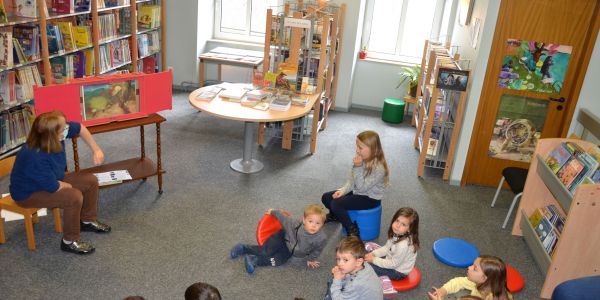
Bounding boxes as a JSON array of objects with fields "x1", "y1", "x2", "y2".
[
  {"x1": 230, "y1": 243, "x2": 244, "y2": 259},
  {"x1": 244, "y1": 254, "x2": 258, "y2": 274}
]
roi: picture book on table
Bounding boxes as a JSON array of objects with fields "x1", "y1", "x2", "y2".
[
  {"x1": 545, "y1": 143, "x2": 573, "y2": 173},
  {"x1": 556, "y1": 157, "x2": 585, "y2": 189}
]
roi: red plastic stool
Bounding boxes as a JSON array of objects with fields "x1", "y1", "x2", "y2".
[
  {"x1": 391, "y1": 267, "x2": 421, "y2": 292},
  {"x1": 506, "y1": 265, "x2": 525, "y2": 293},
  {"x1": 256, "y1": 210, "x2": 290, "y2": 246}
]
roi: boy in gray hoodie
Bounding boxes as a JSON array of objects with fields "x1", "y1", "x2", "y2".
[
  {"x1": 230, "y1": 204, "x2": 327, "y2": 273},
  {"x1": 324, "y1": 236, "x2": 383, "y2": 300}
]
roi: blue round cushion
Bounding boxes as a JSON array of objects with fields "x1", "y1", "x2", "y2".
[{"x1": 432, "y1": 237, "x2": 480, "y2": 268}]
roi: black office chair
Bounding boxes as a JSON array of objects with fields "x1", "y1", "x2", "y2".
[{"x1": 491, "y1": 167, "x2": 529, "y2": 229}]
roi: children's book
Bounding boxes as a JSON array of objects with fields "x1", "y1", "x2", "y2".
[
  {"x1": 534, "y1": 216, "x2": 554, "y2": 241},
  {"x1": 545, "y1": 143, "x2": 573, "y2": 174},
  {"x1": 528, "y1": 208, "x2": 544, "y2": 228},
  {"x1": 252, "y1": 102, "x2": 269, "y2": 111},
  {"x1": 0, "y1": 28, "x2": 12, "y2": 68},
  {"x1": 0, "y1": 0, "x2": 7, "y2": 23},
  {"x1": 195, "y1": 86, "x2": 223, "y2": 101},
  {"x1": 73, "y1": 26, "x2": 91, "y2": 48},
  {"x1": 556, "y1": 158, "x2": 585, "y2": 189},
  {"x1": 220, "y1": 88, "x2": 247, "y2": 100}
]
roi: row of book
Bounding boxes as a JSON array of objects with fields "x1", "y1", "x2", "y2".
[
  {"x1": 137, "y1": 4, "x2": 161, "y2": 30},
  {"x1": 99, "y1": 39, "x2": 131, "y2": 73},
  {"x1": 545, "y1": 142, "x2": 600, "y2": 193},
  {"x1": 49, "y1": 50, "x2": 95, "y2": 83},
  {"x1": 529, "y1": 204, "x2": 566, "y2": 256},
  {"x1": 137, "y1": 31, "x2": 160, "y2": 57},
  {"x1": 0, "y1": 105, "x2": 35, "y2": 154},
  {"x1": 48, "y1": 22, "x2": 92, "y2": 54}
]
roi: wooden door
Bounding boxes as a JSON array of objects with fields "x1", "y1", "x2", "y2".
[{"x1": 463, "y1": 0, "x2": 600, "y2": 186}]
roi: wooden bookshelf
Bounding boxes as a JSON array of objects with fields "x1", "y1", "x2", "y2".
[
  {"x1": 512, "y1": 138, "x2": 600, "y2": 299},
  {"x1": 0, "y1": 0, "x2": 166, "y2": 159},
  {"x1": 413, "y1": 40, "x2": 467, "y2": 180},
  {"x1": 257, "y1": 4, "x2": 345, "y2": 153}
]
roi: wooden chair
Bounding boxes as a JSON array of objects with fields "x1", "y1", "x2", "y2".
[{"x1": 0, "y1": 156, "x2": 63, "y2": 251}]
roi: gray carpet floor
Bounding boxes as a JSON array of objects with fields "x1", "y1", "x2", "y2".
[{"x1": 0, "y1": 92, "x2": 544, "y2": 299}]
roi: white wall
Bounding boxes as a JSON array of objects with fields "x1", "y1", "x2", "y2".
[
  {"x1": 568, "y1": 31, "x2": 600, "y2": 136},
  {"x1": 447, "y1": 0, "x2": 499, "y2": 185},
  {"x1": 350, "y1": 60, "x2": 409, "y2": 110},
  {"x1": 166, "y1": 0, "x2": 213, "y2": 86}
]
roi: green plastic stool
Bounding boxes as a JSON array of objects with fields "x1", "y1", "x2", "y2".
[{"x1": 382, "y1": 98, "x2": 405, "y2": 123}]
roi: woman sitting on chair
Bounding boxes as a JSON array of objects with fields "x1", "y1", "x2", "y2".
[{"x1": 10, "y1": 111, "x2": 111, "y2": 254}]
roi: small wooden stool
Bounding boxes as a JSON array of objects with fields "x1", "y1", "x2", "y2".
[{"x1": 0, "y1": 196, "x2": 63, "y2": 251}]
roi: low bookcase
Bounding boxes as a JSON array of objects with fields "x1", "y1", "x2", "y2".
[{"x1": 512, "y1": 138, "x2": 600, "y2": 299}]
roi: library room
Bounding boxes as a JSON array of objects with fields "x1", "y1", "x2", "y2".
[{"x1": 1, "y1": 0, "x2": 599, "y2": 299}]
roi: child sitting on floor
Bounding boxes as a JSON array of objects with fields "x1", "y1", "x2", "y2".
[
  {"x1": 428, "y1": 255, "x2": 513, "y2": 300},
  {"x1": 324, "y1": 236, "x2": 383, "y2": 300},
  {"x1": 365, "y1": 207, "x2": 420, "y2": 280},
  {"x1": 230, "y1": 204, "x2": 327, "y2": 274}
]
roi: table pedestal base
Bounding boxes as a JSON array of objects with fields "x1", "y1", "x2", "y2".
[
  {"x1": 230, "y1": 159, "x2": 263, "y2": 173},
  {"x1": 230, "y1": 121, "x2": 263, "y2": 174}
]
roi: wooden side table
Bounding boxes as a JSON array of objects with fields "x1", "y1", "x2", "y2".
[
  {"x1": 71, "y1": 113, "x2": 166, "y2": 194},
  {"x1": 403, "y1": 95, "x2": 418, "y2": 126},
  {"x1": 198, "y1": 47, "x2": 264, "y2": 87}
]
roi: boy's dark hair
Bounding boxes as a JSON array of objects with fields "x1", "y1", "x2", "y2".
[
  {"x1": 184, "y1": 282, "x2": 222, "y2": 300},
  {"x1": 387, "y1": 207, "x2": 420, "y2": 252},
  {"x1": 335, "y1": 236, "x2": 366, "y2": 259},
  {"x1": 123, "y1": 297, "x2": 145, "y2": 300}
]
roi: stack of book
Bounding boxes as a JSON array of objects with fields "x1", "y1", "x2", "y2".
[
  {"x1": 220, "y1": 88, "x2": 247, "y2": 103},
  {"x1": 241, "y1": 89, "x2": 271, "y2": 107},
  {"x1": 291, "y1": 95, "x2": 309, "y2": 107},
  {"x1": 529, "y1": 204, "x2": 565, "y2": 256},
  {"x1": 195, "y1": 86, "x2": 223, "y2": 101},
  {"x1": 545, "y1": 142, "x2": 600, "y2": 193},
  {"x1": 270, "y1": 94, "x2": 291, "y2": 111}
]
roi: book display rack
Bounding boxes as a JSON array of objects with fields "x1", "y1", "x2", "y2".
[
  {"x1": 0, "y1": 0, "x2": 166, "y2": 159},
  {"x1": 413, "y1": 40, "x2": 467, "y2": 179},
  {"x1": 512, "y1": 138, "x2": 600, "y2": 299},
  {"x1": 257, "y1": 1, "x2": 345, "y2": 153}
]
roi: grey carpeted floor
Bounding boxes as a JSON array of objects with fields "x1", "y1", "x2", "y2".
[{"x1": 0, "y1": 92, "x2": 544, "y2": 299}]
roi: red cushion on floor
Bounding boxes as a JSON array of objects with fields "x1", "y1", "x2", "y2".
[
  {"x1": 506, "y1": 264, "x2": 525, "y2": 293},
  {"x1": 391, "y1": 267, "x2": 421, "y2": 292},
  {"x1": 256, "y1": 210, "x2": 290, "y2": 246}
]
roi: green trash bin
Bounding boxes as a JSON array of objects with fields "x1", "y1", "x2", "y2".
[{"x1": 382, "y1": 98, "x2": 405, "y2": 123}]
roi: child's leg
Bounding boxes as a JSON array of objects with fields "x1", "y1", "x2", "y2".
[
  {"x1": 369, "y1": 263, "x2": 407, "y2": 280},
  {"x1": 243, "y1": 230, "x2": 292, "y2": 267},
  {"x1": 321, "y1": 190, "x2": 336, "y2": 210},
  {"x1": 329, "y1": 192, "x2": 380, "y2": 230}
]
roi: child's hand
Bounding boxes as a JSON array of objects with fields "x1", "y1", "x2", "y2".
[
  {"x1": 427, "y1": 287, "x2": 445, "y2": 300},
  {"x1": 364, "y1": 253, "x2": 374, "y2": 262},
  {"x1": 353, "y1": 155, "x2": 363, "y2": 166},
  {"x1": 265, "y1": 208, "x2": 274, "y2": 215},
  {"x1": 307, "y1": 261, "x2": 320, "y2": 268},
  {"x1": 332, "y1": 190, "x2": 344, "y2": 199},
  {"x1": 331, "y1": 266, "x2": 344, "y2": 280}
]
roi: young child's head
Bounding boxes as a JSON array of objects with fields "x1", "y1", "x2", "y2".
[
  {"x1": 335, "y1": 236, "x2": 367, "y2": 275},
  {"x1": 184, "y1": 282, "x2": 222, "y2": 300},
  {"x1": 303, "y1": 204, "x2": 326, "y2": 234},
  {"x1": 388, "y1": 207, "x2": 420, "y2": 251},
  {"x1": 356, "y1": 130, "x2": 389, "y2": 183},
  {"x1": 468, "y1": 255, "x2": 510, "y2": 300},
  {"x1": 459, "y1": 296, "x2": 484, "y2": 300},
  {"x1": 26, "y1": 110, "x2": 67, "y2": 153}
]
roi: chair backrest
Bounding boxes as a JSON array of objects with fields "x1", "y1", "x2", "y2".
[{"x1": 0, "y1": 156, "x2": 15, "y2": 177}]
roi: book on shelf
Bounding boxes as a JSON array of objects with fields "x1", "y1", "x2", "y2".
[
  {"x1": 0, "y1": 0, "x2": 7, "y2": 24},
  {"x1": 142, "y1": 56, "x2": 156, "y2": 74},
  {"x1": 52, "y1": 0, "x2": 75, "y2": 14},
  {"x1": 73, "y1": 26, "x2": 92, "y2": 48},
  {"x1": 426, "y1": 138, "x2": 439, "y2": 156},
  {"x1": 13, "y1": 25, "x2": 41, "y2": 62},
  {"x1": 556, "y1": 157, "x2": 585, "y2": 190},
  {"x1": 545, "y1": 142, "x2": 573, "y2": 174},
  {"x1": 138, "y1": 4, "x2": 161, "y2": 29},
  {"x1": 14, "y1": 0, "x2": 49, "y2": 18},
  {"x1": 54, "y1": 21, "x2": 76, "y2": 52},
  {"x1": 74, "y1": 0, "x2": 91, "y2": 12},
  {"x1": 0, "y1": 28, "x2": 13, "y2": 68}
]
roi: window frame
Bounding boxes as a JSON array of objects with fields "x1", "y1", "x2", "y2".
[
  {"x1": 361, "y1": 0, "x2": 458, "y2": 63},
  {"x1": 214, "y1": 0, "x2": 283, "y2": 44}
]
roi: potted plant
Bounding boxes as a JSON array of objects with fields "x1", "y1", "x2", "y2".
[
  {"x1": 396, "y1": 65, "x2": 421, "y2": 98},
  {"x1": 359, "y1": 46, "x2": 368, "y2": 59}
]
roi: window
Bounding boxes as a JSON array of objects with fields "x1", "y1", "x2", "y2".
[
  {"x1": 362, "y1": 0, "x2": 457, "y2": 62},
  {"x1": 214, "y1": 0, "x2": 282, "y2": 43}
]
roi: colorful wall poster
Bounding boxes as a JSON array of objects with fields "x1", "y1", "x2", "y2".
[
  {"x1": 488, "y1": 94, "x2": 548, "y2": 162},
  {"x1": 498, "y1": 39, "x2": 572, "y2": 94}
]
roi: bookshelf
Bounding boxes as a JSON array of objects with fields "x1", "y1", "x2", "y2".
[
  {"x1": 512, "y1": 138, "x2": 600, "y2": 299},
  {"x1": 0, "y1": 0, "x2": 166, "y2": 159},
  {"x1": 413, "y1": 40, "x2": 467, "y2": 180},
  {"x1": 257, "y1": 3, "x2": 345, "y2": 153}
]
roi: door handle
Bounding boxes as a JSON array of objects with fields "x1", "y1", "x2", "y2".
[{"x1": 549, "y1": 96, "x2": 566, "y2": 103}]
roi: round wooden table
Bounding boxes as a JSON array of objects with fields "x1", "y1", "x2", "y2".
[{"x1": 188, "y1": 84, "x2": 318, "y2": 173}]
